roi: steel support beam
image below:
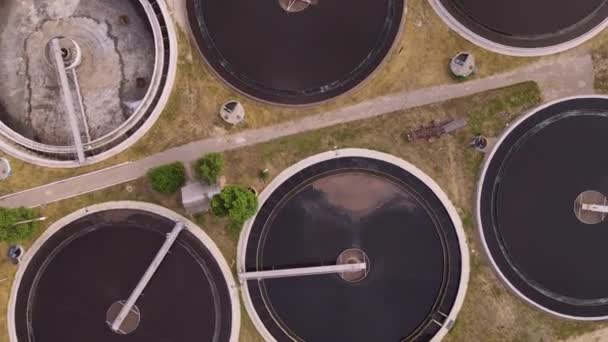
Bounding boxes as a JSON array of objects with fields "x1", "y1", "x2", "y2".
[
  {"x1": 110, "y1": 221, "x2": 185, "y2": 333},
  {"x1": 239, "y1": 262, "x2": 367, "y2": 281},
  {"x1": 50, "y1": 38, "x2": 86, "y2": 163}
]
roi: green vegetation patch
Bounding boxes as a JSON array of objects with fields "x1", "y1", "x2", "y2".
[
  {"x1": 210, "y1": 185, "x2": 258, "y2": 234},
  {"x1": 467, "y1": 84, "x2": 541, "y2": 136},
  {"x1": 0, "y1": 207, "x2": 40, "y2": 243},
  {"x1": 196, "y1": 153, "x2": 224, "y2": 184},
  {"x1": 147, "y1": 162, "x2": 186, "y2": 194}
]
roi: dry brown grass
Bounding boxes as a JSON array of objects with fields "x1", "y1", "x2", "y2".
[
  {"x1": 592, "y1": 40, "x2": 608, "y2": 93},
  {"x1": 219, "y1": 81, "x2": 605, "y2": 341},
  {"x1": 0, "y1": 177, "x2": 264, "y2": 342},
  {"x1": 4, "y1": 1, "x2": 608, "y2": 337},
  {"x1": 0, "y1": 0, "x2": 537, "y2": 197},
  {"x1": 0, "y1": 82, "x2": 553, "y2": 342},
  {"x1": 587, "y1": 28, "x2": 608, "y2": 94}
]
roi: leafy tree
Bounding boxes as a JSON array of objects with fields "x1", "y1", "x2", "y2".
[
  {"x1": 196, "y1": 153, "x2": 224, "y2": 184},
  {"x1": 147, "y1": 162, "x2": 186, "y2": 194},
  {"x1": 0, "y1": 207, "x2": 40, "y2": 242},
  {"x1": 210, "y1": 185, "x2": 258, "y2": 233}
]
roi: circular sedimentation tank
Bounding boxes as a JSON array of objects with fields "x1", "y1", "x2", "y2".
[
  {"x1": 8, "y1": 202, "x2": 240, "y2": 341},
  {"x1": 238, "y1": 149, "x2": 469, "y2": 341},
  {"x1": 430, "y1": 0, "x2": 608, "y2": 56},
  {"x1": 0, "y1": 0, "x2": 177, "y2": 167},
  {"x1": 187, "y1": 0, "x2": 404, "y2": 105},
  {"x1": 478, "y1": 96, "x2": 608, "y2": 319}
]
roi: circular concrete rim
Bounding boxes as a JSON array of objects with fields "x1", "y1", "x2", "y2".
[
  {"x1": 188, "y1": 1, "x2": 407, "y2": 108},
  {"x1": 0, "y1": 0, "x2": 178, "y2": 168},
  {"x1": 428, "y1": 0, "x2": 608, "y2": 57},
  {"x1": 475, "y1": 95, "x2": 608, "y2": 320},
  {"x1": 7, "y1": 201, "x2": 241, "y2": 342},
  {"x1": 237, "y1": 148, "x2": 471, "y2": 341}
]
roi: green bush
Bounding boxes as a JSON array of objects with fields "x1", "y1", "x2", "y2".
[
  {"x1": 210, "y1": 185, "x2": 258, "y2": 233},
  {"x1": 0, "y1": 207, "x2": 40, "y2": 242},
  {"x1": 147, "y1": 162, "x2": 186, "y2": 194},
  {"x1": 196, "y1": 153, "x2": 224, "y2": 184}
]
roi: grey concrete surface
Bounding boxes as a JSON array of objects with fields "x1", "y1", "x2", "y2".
[{"x1": 0, "y1": 52, "x2": 595, "y2": 208}]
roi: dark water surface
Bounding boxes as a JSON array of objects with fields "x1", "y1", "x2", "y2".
[
  {"x1": 440, "y1": 0, "x2": 608, "y2": 48},
  {"x1": 480, "y1": 98, "x2": 608, "y2": 317},
  {"x1": 245, "y1": 157, "x2": 463, "y2": 341},
  {"x1": 14, "y1": 210, "x2": 232, "y2": 342},
  {"x1": 187, "y1": 0, "x2": 403, "y2": 104}
]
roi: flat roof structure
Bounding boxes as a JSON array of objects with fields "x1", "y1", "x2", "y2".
[
  {"x1": 478, "y1": 96, "x2": 608, "y2": 319},
  {"x1": 8, "y1": 202, "x2": 240, "y2": 341},
  {"x1": 238, "y1": 149, "x2": 469, "y2": 341},
  {"x1": 187, "y1": 0, "x2": 404, "y2": 105},
  {"x1": 430, "y1": 0, "x2": 608, "y2": 56}
]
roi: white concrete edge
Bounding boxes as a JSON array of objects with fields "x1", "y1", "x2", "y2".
[
  {"x1": 475, "y1": 95, "x2": 608, "y2": 321},
  {"x1": 236, "y1": 148, "x2": 470, "y2": 341},
  {"x1": 428, "y1": 0, "x2": 608, "y2": 57},
  {"x1": 0, "y1": 135, "x2": 70, "y2": 168},
  {"x1": 7, "y1": 201, "x2": 241, "y2": 342},
  {"x1": 0, "y1": 0, "x2": 179, "y2": 169}
]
